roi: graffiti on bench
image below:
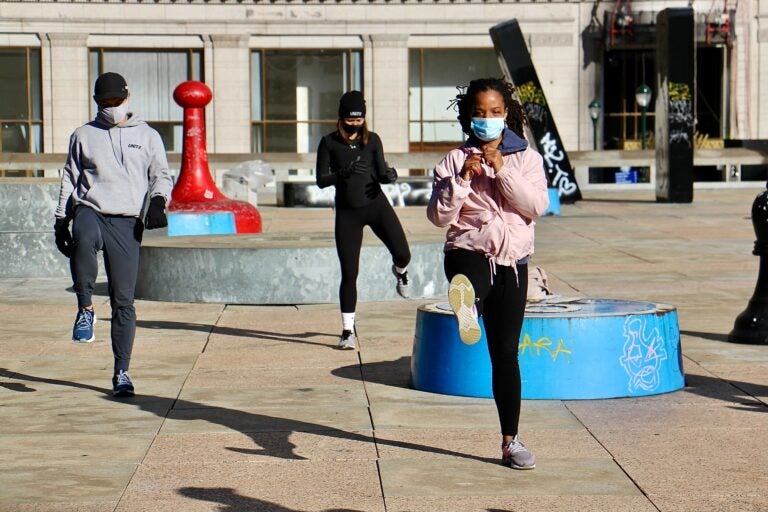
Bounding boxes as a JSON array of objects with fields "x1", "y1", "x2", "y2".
[{"x1": 280, "y1": 180, "x2": 433, "y2": 207}]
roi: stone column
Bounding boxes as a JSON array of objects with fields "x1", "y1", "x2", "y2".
[
  {"x1": 368, "y1": 34, "x2": 409, "y2": 153},
  {"x1": 208, "y1": 34, "x2": 251, "y2": 153},
  {"x1": 757, "y1": 3, "x2": 768, "y2": 138},
  {"x1": 46, "y1": 33, "x2": 89, "y2": 153},
  {"x1": 203, "y1": 35, "x2": 215, "y2": 154}
]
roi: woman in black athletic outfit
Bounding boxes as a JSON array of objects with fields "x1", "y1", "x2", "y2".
[{"x1": 315, "y1": 91, "x2": 412, "y2": 350}]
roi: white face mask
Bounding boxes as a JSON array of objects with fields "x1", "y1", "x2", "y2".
[{"x1": 99, "y1": 100, "x2": 130, "y2": 125}]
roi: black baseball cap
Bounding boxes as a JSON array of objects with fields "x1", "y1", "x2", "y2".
[{"x1": 93, "y1": 72, "x2": 129, "y2": 102}]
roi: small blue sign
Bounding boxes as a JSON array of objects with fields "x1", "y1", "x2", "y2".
[
  {"x1": 168, "y1": 212, "x2": 237, "y2": 236},
  {"x1": 542, "y1": 187, "x2": 561, "y2": 216}
]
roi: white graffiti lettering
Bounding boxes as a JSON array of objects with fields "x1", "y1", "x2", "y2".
[
  {"x1": 669, "y1": 99, "x2": 693, "y2": 126},
  {"x1": 552, "y1": 165, "x2": 578, "y2": 194},
  {"x1": 539, "y1": 132, "x2": 577, "y2": 196},
  {"x1": 293, "y1": 182, "x2": 431, "y2": 208},
  {"x1": 670, "y1": 130, "x2": 691, "y2": 148},
  {"x1": 619, "y1": 317, "x2": 668, "y2": 392},
  {"x1": 303, "y1": 185, "x2": 336, "y2": 206},
  {"x1": 524, "y1": 103, "x2": 548, "y2": 125}
]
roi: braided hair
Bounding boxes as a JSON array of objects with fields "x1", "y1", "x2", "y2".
[{"x1": 453, "y1": 78, "x2": 528, "y2": 139}]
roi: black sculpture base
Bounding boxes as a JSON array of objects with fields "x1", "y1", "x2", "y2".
[
  {"x1": 728, "y1": 298, "x2": 768, "y2": 344},
  {"x1": 727, "y1": 190, "x2": 768, "y2": 344}
]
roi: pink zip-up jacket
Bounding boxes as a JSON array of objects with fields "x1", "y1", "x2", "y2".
[{"x1": 427, "y1": 129, "x2": 549, "y2": 268}]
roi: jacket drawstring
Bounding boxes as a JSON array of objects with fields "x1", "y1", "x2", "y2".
[
  {"x1": 485, "y1": 254, "x2": 497, "y2": 286},
  {"x1": 486, "y1": 253, "x2": 524, "y2": 288}
]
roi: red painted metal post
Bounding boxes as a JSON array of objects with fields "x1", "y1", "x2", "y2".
[{"x1": 169, "y1": 81, "x2": 262, "y2": 233}]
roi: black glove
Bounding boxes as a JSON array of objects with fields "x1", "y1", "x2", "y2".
[
  {"x1": 54, "y1": 218, "x2": 73, "y2": 258},
  {"x1": 383, "y1": 166, "x2": 398, "y2": 184},
  {"x1": 144, "y1": 196, "x2": 168, "y2": 230},
  {"x1": 338, "y1": 156, "x2": 370, "y2": 179}
]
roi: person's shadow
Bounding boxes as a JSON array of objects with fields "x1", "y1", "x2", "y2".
[
  {"x1": 0, "y1": 367, "x2": 496, "y2": 463},
  {"x1": 178, "y1": 487, "x2": 367, "y2": 512},
  {"x1": 137, "y1": 318, "x2": 337, "y2": 348},
  {"x1": 177, "y1": 487, "x2": 515, "y2": 512},
  {"x1": 680, "y1": 370, "x2": 768, "y2": 413},
  {"x1": 332, "y1": 356, "x2": 412, "y2": 388}
]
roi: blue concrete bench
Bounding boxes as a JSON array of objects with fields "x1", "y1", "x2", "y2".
[{"x1": 411, "y1": 299, "x2": 684, "y2": 400}]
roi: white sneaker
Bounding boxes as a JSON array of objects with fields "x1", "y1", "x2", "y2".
[
  {"x1": 391, "y1": 265, "x2": 411, "y2": 299},
  {"x1": 448, "y1": 274, "x2": 481, "y2": 344},
  {"x1": 338, "y1": 329, "x2": 357, "y2": 350}
]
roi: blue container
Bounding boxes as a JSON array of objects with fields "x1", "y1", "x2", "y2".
[
  {"x1": 542, "y1": 187, "x2": 561, "y2": 216},
  {"x1": 167, "y1": 212, "x2": 237, "y2": 236},
  {"x1": 411, "y1": 299, "x2": 684, "y2": 400}
]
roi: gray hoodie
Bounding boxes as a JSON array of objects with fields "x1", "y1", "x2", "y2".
[{"x1": 55, "y1": 112, "x2": 173, "y2": 219}]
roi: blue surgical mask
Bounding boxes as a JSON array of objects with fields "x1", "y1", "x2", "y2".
[{"x1": 470, "y1": 117, "x2": 506, "y2": 142}]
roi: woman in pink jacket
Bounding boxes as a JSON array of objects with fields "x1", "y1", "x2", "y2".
[{"x1": 427, "y1": 77, "x2": 549, "y2": 470}]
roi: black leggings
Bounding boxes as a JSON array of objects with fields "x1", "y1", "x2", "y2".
[
  {"x1": 444, "y1": 248, "x2": 528, "y2": 437},
  {"x1": 335, "y1": 193, "x2": 411, "y2": 313}
]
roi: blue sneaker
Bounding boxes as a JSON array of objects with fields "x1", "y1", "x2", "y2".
[
  {"x1": 112, "y1": 370, "x2": 135, "y2": 397},
  {"x1": 72, "y1": 309, "x2": 96, "y2": 343}
]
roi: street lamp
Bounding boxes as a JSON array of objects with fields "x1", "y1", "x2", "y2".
[
  {"x1": 635, "y1": 84, "x2": 652, "y2": 149},
  {"x1": 588, "y1": 98, "x2": 601, "y2": 151}
]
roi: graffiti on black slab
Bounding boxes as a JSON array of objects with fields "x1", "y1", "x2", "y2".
[
  {"x1": 517, "y1": 82, "x2": 549, "y2": 126},
  {"x1": 489, "y1": 19, "x2": 582, "y2": 202},
  {"x1": 668, "y1": 82, "x2": 693, "y2": 148}
]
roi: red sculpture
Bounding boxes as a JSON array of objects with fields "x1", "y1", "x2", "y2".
[{"x1": 169, "y1": 80, "x2": 262, "y2": 234}]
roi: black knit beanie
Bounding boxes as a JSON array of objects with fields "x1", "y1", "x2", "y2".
[{"x1": 338, "y1": 91, "x2": 366, "y2": 118}]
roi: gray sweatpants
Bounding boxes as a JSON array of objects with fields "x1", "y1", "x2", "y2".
[{"x1": 70, "y1": 206, "x2": 143, "y2": 374}]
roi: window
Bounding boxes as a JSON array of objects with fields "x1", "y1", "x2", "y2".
[
  {"x1": 409, "y1": 49, "x2": 502, "y2": 152},
  {"x1": 603, "y1": 49, "x2": 656, "y2": 149},
  {"x1": 89, "y1": 49, "x2": 203, "y2": 152},
  {"x1": 251, "y1": 49, "x2": 362, "y2": 152},
  {"x1": 0, "y1": 47, "x2": 42, "y2": 177}
]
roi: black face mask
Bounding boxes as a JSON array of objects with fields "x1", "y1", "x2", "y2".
[{"x1": 342, "y1": 123, "x2": 363, "y2": 135}]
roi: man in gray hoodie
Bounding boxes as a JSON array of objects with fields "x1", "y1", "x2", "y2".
[{"x1": 53, "y1": 72, "x2": 173, "y2": 397}]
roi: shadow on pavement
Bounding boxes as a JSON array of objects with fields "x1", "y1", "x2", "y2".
[
  {"x1": 680, "y1": 330, "x2": 730, "y2": 342},
  {"x1": 0, "y1": 367, "x2": 496, "y2": 463},
  {"x1": 332, "y1": 356, "x2": 412, "y2": 388},
  {"x1": 136, "y1": 319, "x2": 336, "y2": 348},
  {"x1": 683, "y1": 372, "x2": 768, "y2": 412},
  {"x1": 65, "y1": 282, "x2": 110, "y2": 297},
  {"x1": 178, "y1": 487, "x2": 368, "y2": 512}
]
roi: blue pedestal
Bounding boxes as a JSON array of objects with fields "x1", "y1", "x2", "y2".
[
  {"x1": 542, "y1": 187, "x2": 561, "y2": 216},
  {"x1": 411, "y1": 299, "x2": 684, "y2": 400},
  {"x1": 167, "y1": 212, "x2": 237, "y2": 236}
]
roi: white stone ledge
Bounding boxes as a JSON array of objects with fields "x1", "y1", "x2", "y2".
[{"x1": 88, "y1": 34, "x2": 205, "y2": 48}]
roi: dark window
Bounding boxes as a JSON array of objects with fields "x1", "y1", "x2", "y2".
[
  {"x1": 251, "y1": 49, "x2": 362, "y2": 153},
  {"x1": 409, "y1": 48, "x2": 501, "y2": 152}
]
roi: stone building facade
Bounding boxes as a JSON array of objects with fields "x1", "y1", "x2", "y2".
[{"x1": 0, "y1": 0, "x2": 765, "y2": 168}]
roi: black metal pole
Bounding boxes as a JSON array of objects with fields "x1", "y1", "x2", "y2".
[{"x1": 592, "y1": 119, "x2": 597, "y2": 151}]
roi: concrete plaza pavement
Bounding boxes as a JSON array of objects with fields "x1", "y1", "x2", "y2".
[{"x1": 2, "y1": 187, "x2": 768, "y2": 511}]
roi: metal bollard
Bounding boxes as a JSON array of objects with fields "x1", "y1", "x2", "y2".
[{"x1": 728, "y1": 190, "x2": 768, "y2": 344}]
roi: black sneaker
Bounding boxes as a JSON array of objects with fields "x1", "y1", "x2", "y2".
[{"x1": 112, "y1": 370, "x2": 135, "y2": 397}]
